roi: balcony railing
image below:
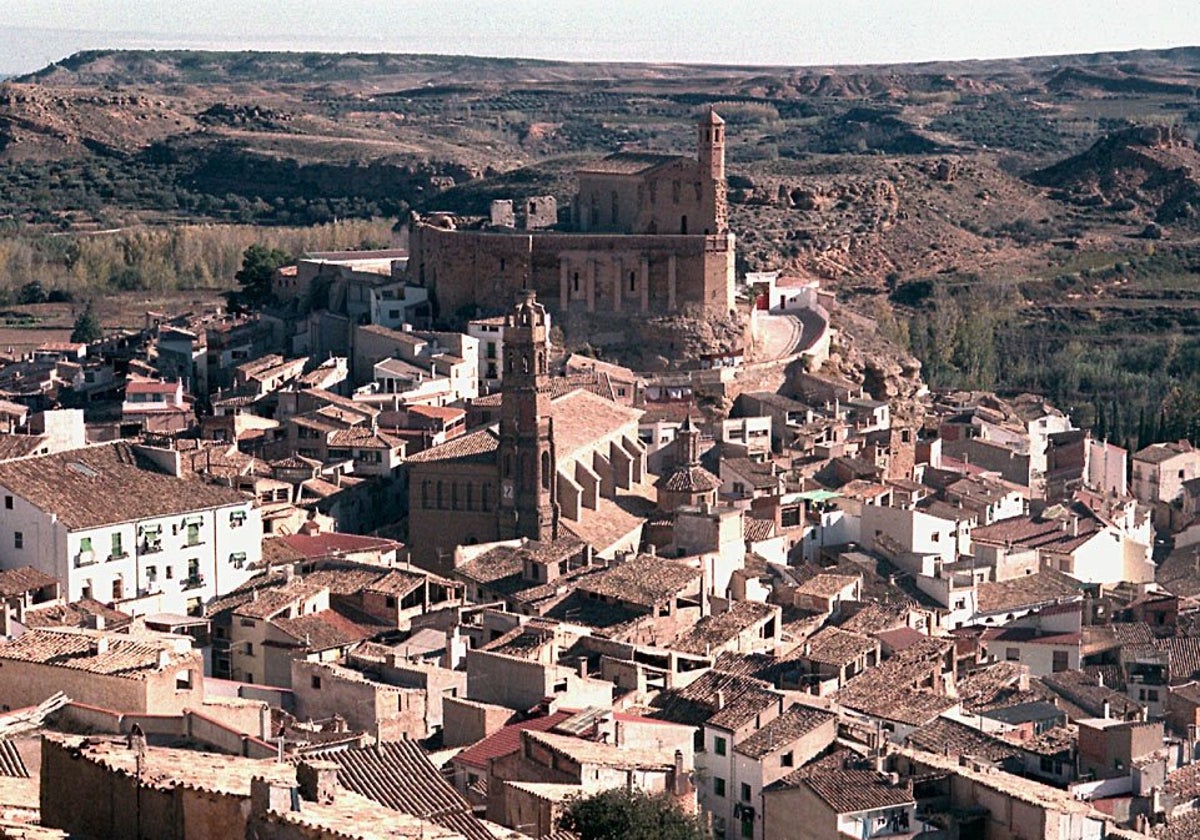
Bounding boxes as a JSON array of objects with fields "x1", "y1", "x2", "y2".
[{"x1": 182, "y1": 575, "x2": 205, "y2": 591}]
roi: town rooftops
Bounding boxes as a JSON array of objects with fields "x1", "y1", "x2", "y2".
[
  {"x1": 575, "y1": 554, "x2": 699, "y2": 608},
  {"x1": 522, "y1": 729, "x2": 676, "y2": 771},
  {"x1": 774, "y1": 750, "x2": 914, "y2": 813},
  {"x1": 0, "y1": 442, "x2": 248, "y2": 530},
  {"x1": 274, "y1": 532, "x2": 401, "y2": 562},
  {"x1": 733, "y1": 705, "x2": 835, "y2": 759},
  {"x1": 975, "y1": 568, "x2": 1082, "y2": 616},
  {"x1": 1133, "y1": 440, "x2": 1194, "y2": 464},
  {"x1": 671, "y1": 601, "x2": 778, "y2": 655},
  {"x1": 273, "y1": 609, "x2": 381, "y2": 652},
  {"x1": 651, "y1": 669, "x2": 782, "y2": 730},
  {"x1": 454, "y1": 710, "x2": 574, "y2": 770},
  {"x1": 794, "y1": 573, "x2": 860, "y2": 600},
  {"x1": 0, "y1": 566, "x2": 58, "y2": 598},
  {"x1": 905, "y1": 717, "x2": 1019, "y2": 764},
  {"x1": 802, "y1": 626, "x2": 877, "y2": 666},
  {"x1": 0, "y1": 629, "x2": 190, "y2": 678}
]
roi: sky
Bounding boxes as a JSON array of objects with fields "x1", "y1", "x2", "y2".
[{"x1": 2, "y1": 1, "x2": 1200, "y2": 76}]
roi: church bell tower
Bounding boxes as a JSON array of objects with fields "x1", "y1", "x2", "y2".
[
  {"x1": 697, "y1": 108, "x2": 728, "y2": 234},
  {"x1": 497, "y1": 290, "x2": 559, "y2": 542}
]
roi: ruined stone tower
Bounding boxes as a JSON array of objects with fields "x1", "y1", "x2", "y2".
[{"x1": 698, "y1": 108, "x2": 728, "y2": 234}]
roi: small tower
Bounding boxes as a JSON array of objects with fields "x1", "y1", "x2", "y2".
[
  {"x1": 497, "y1": 290, "x2": 559, "y2": 542},
  {"x1": 655, "y1": 412, "x2": 720, "y2": 514},
  {"x1": 697, "y1": 108, "x2": 727, "y2": 234}
]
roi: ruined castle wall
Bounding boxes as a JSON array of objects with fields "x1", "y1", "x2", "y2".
[{"x1": 410, "y1": 224, "x2": 734, "y2": 321}]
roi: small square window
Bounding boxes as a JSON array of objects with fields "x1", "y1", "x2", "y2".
[
  {"x1": 4, "y1": 495, "x2": 11, "y2": 509},
  {"x1": 714, "y1": 736, "x2": 727, "y2": 756},
  {"x1": 311, "y1": 676, "x2": 322, "y2": 690},
  {"x1": 714, "y1": 777, "x2": 726, "y2": 797},
  {"x1": 781, "y1": 751, "x2": 794, "y2": 767},
  {"x1": 740, "y1": 783, "x2": 751, "y2": 802}
]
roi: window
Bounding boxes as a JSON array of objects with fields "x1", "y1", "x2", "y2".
[
  {"x1": 740, "y1": 783, "x2": 751, "y2": 802},
  {"x1": 229, "y1": 552, "x2": 247, "y2": 570},
  {"x1": 1005, "y1": 647, "x2": 1020, "y2": 662},
  {"x1": 230, "y1": 510, "x2": 247, "y2": 527},
  {"x1": 741, "y1": 818, "x2": 754, "y2": 839},
  {"x1": 112, "y1": 578, "x2": 123, "y2": 600},
  {"x1": 3, "y1": 495, "x2": 11, "y2": 509},
  {"x1": 713, "y1": 777, "x2": 726, "y2": 797},
  {"x1": 13, "y1": 532, "x2": 22, "y2": 550},
  {"x1": 781, "y1": 751, "x2": 794, "y2": 768},
  {"x1": 80, "y1": 537, "x2": 93, "y2": 554},
  {"x1": 1052, "y1": 651, "x2": 1069, "y2": 673},
  {"x1": 147, "y1": 565, "x2": 157, "y2": 582},
  {"x1": 166, "y1": 566, "x2": 174, "y2": 579},
  {"x1": 714, "y1": 736, "x2": 727, "y2": 756},
  {"x1": 186, "y1": 523, "x2": 200, "y2": 546},
  {"x1": 1040, "y1": 756, "x2": 1054, "y2": 773},
  {"x1": 311, "y1": 676, "x2": 322, "y2": 690},
  {"x1": 111, "y1": 532, "x2": 123, "y2": 558},
  {"x1": 386, "y1": 596, "x2": 397, "y2": 608},
  {"x1": 244, "y1": 642, "x2": 255, "y2": 656}
]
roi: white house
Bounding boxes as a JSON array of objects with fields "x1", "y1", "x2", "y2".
[{"x1": 0, "y1": 442, "x2": 261, "y2": 617}]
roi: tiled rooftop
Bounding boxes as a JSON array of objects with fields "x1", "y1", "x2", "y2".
[
  {"x1": 0, "y1": 442, "x2": 247, "y2": 530},
  {"x1": 801, "y1": 626, "x2": 878, "y2": 666},
  {"x1": 777, "y1": 750, "x2": 914, "y2": 813},
  {"x1": 671, "y1": 601, "x2": 778, "y2": 656},
  {"x1": 733, "y1": 705, "x2": 835, "y2": 759},
  {"x1": 0, "y1": 566, "x2": 57, "y2": 598},
  {"x1": 575, "y1": 555, "x2": 699, "y2": 608},
  {"x1": 0, "y1": 629, "x2": 188, "y2": 677}
]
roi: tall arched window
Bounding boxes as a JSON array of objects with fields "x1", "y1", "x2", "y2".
[
  {"x1": 436, "y1": 481, "x2": 445, "y2": 509},
  {"x1": 466, "y1": 482, "x2": 474, "y2": 511},
  {"x1": 541, "y1": 451, "x2": 552, "y2": 491},
  {"x1": 421, "y1": 480, "x2": 430, "y2": 509}
]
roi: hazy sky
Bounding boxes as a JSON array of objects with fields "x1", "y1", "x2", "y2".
[{"x1": 2, "y1": 1, "x2": 1200, "y2": 75}]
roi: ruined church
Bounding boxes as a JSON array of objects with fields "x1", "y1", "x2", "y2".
[{"x1": 407, "y1": 110, "x2": 736, "y2": 322}]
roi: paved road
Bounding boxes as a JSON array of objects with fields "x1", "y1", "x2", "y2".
[{"x1": 752, "y1": 308, "x2": 826, "y2": 361}]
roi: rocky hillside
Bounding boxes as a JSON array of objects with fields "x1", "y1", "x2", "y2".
[{"x1": 1029, "y1": 125, "x2": 1200, "y2": 226}]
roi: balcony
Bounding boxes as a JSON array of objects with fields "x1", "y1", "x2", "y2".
[
  {"x1": 74, "y1": 551, "x2": 97, "y2": 568},
  {"x1": 182, "y1": 575, "x2": 206, "y2": 591}
]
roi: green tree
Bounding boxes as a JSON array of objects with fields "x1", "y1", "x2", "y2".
[
  {"x1": 234, "y1": 244, "x2": 291, "y2": 307},
  {"x1": 17, "y1": 280, "x2": 48, "y2": 305},
  {"x1": 70, "y1": 303, "x2": 103, "y2": 344},
  {"x1": 560, "y1": 789, "x2": 708, "y2": 840}
]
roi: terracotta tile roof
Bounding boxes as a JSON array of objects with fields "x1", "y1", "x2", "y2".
[
  {"x1": 1157, "y1": 809, "x2": 1200, "y2": 840},
  {"x1": 982, "y1": 627, "x2": 1082, "y2": 647},
  {"x1": 0, "y1": 434, "x2": 49, "y2": 462},
  {"x1": 838, "y1": 601, "x2": 918, "y2": 635},
  {"x1": 0, "y1": 739, "x2": 29, "y2": 778},
  {"x1": 0, "y1": 442, "x2": 247, "y2": 530},
  {"x1": 405, "y1": 426, "x2": 499, "y2": 464},
  {"x1": 1155, "y1": 637, "x2": 1200, "y2": 683},
  {"x1": 734, "y1": 705, "x2": 835, "y2": 758},
  {"x1": 1133, "y1": 440, "x2": 1194, "y2": 464},
  {"x1": 742, "y1": 516, "x2": 776, "y2": 543},
  {"x1": 575, "y1": 555, "x2": 699, "y2": 608},
  {"x1": 795, "y1": 573, "x2": 860, "y2": 600},
  {"x1": 906, "y1": 717, "x2": 1019, "y2": 763},
  {"x1": 276, "y1": 532, "x2": 402, "y2": 561},
  {"x1": 956, "y1": 661, "x2": 1029, "y2": 712},
  {"x1": 273, "y1": 609, "x2": 381, "y2": 651},
  {"x1": 453, "y1": 711, "x2": 573, "y2": 770},
  {"x1": 777, "y1": 750, "x2": 914, "y2": 813},
  {"x1": 802, "y1": 626, "x2": 878, "y2": 666},
  {"x1": 657, "y1": 464, "x2": 721, "y2": 494},
  {"x1": 233, "y1": 581, "x2": 325, "y2": 620},
  {"x1": 523, "y1": 730, "x2": 676, "y2": 770},
  {"x1": 20, "y1": 598, "x2": 132, "y2": 631},
  {"x1": 651, "y1": 669, "x2": 781, "y2": 729},
  {"x1": 833, "y1": 638, "x2": 957, "y2": 726},
  {"x1": 549, "y1": 390, "x2": 641, "y2": 463},
  {"x1": 304, "y1": 740, "x2": 485, "y2": 835},
  {"x1": 0, "y1": 629, "x2": 187, "y2": 677},
  {"x1": 972, "y1": 513, "x2": 1102, "y2": 555},
  {"x1": 0, "y1": 566, "x2": 58, "y2": 598},
  {"x1": 975, "y1": 569, "x2": 1082, "y2": 615},
  {"x1": 672, "y1": 601, "x2": 778, "y2": 656},
  {"x1": 1040, "y1": 670, "x2": 1141, "y2": 719}
]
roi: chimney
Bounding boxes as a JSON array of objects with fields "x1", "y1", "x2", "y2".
[
  {"x1": 250, "y1": 776, "x2": 299, "y2": 817},
  {"x1": 577, "y1": 658, "x2": 588, "y2": 679},
  {"x1": 282, "y1": 564, "x2": 296, "y2": 583},
  {"x1": 1102, "y1": 699, "x2": 1111, "y2": 719},
  {"x1": 296, "y1": 760, "x2": 339, "y2": 805},
  {"x1": 87, "y1": 613, "x2": 105, "y2": 631},
  {"x1": 93, "y1": 637, "x2": 109, "y2": 656},
  {"x1": 716, "y1": 690, "x2": 726, "y2": 711},
  {"x1": 673, "y1": 749, "x2": 688, "y2": 796}
]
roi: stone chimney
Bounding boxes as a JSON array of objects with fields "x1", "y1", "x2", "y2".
[
  {"x1": 250, "y1": 776, "x2": 299, "y2": 817},
  {"x1": 716, "y1": 690, "x2": 725, "y2": 711},
  {"x1": 296, "y1": 760, "x2": 339, "y2": 804},
  {"x1": 1102, "y1": 699, "x2": 1111, "y2": 719},
  {"x1": 672, "y1": 750, "x2": 688, "y2": 796}
]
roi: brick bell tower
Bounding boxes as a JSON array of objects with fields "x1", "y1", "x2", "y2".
[
  {"x1": 497, "y1": 290, "x2": 560, "y2": 542},
  {"x1": 698, "y1": 107, "x2": 728, "y2": 234}
]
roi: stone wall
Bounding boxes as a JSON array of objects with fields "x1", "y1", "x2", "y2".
[{"x1": 408, "y1": 222, "x2": 735, "y2": 322}]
